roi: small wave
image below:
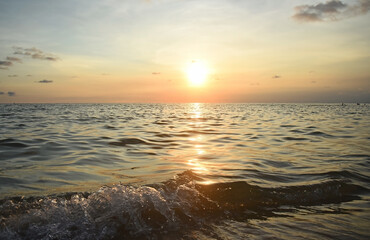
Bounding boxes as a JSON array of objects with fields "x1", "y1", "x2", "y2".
[
  {"x1": 209, "y1": 123, "x2": 223, "y2": 127},
  {"x1": 127, "y1": 151, "x2": 157, "y2": 156},
  {"x1": 0, "y1": 171, "x2": 364, "y2": 240},
  {"x1": 306, "y1": 131, "x2": 333, "y2": 137},
  {"x1": 180, "y1": 130, "x2": 218, "y2": 135},
  {"x1": 322, "y1": 170, "x2": 370, "y2": 183},
  {"x1": 336, "y1": 135, "x2": 355, "y2": 139},
  {"x1": 103, "y1": 125, "x2": 116, "y2": 129},
  {"x1": 0, "y1": 138, "x2": 28, "y2": 148},
  {"x1": 153, "y1": 120, "x2": 171, "y2": 125},
  {"x1": 19, "y1": 150, "x2": 38, "y2": 156},
  {"x1": 211, "y1": 136, "x2": 238, "y2": 143},
  {"x1": 280, "y1": 124, "x2": 297, "y2": 128},
  {"x1": 108, "y1": 138, "x2": 151, "y2": 147},
  {"x1": 0, "y1": 113, "x2": 13, "y2": 117},
  {"x1": 100, "y1": 136, "x2": 111, "y2": 139},
  {"x1": 290, "y1": 129, "x2": 305, "y2": 133},
  {"x1": 180, "y1": 117, "x2": 210, "y2": 122},
  {"x1": 0, "y1": 176, "x2": 24, "y2": 186},
  {"x1": 154, "y1": 133, "x2": 173, "y2": 138},
  {"x1": 341, "y1": 154, "x2": 370, "y2": 159},
  {"x1": 283, "y1": 137, "x2": 308, "y2": 141}
]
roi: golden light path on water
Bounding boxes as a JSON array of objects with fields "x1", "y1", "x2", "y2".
[{"x1": 186, "y1": 103, "x2": 215, "y2": 185}]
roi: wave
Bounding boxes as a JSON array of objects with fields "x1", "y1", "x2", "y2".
[
  {"x1": 0, "y1": 138, "x2": 28, "y2": 148},
  {"x1": 108, "y1": 138, "x2": 152, "y2": 147},
  {"x1": 306, "y1": 131, "x2": 333, "y2": 137},
  {"x1": 283, "y1": 137, "x2": 308, "y2": 141},
  {"x1": 0, "y1": 170, "x2": 365, "y2": 240}
]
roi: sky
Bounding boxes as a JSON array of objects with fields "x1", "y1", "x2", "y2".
[{"x1": 0, "y1": 0, "x2": 369, "y2": 103}]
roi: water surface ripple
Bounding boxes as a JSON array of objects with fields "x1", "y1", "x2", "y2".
[{"x1": 0, "y1": 103, "x2": 369, "y2": 239}]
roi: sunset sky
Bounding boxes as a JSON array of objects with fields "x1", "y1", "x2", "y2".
[{"x1": 0, "y1": 0, "x2": 369, "y2": 103}]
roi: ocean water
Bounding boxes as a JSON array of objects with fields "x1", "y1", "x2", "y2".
[{"x1": 0, "y1": 103, "x2": 369, "y2": 239}]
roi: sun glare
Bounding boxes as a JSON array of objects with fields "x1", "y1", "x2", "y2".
[{"x1": 186, "y1": 60, "x2": 209, "y2": 86}]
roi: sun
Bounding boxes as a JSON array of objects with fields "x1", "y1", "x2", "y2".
[{"x1": 186, "y1": 60, "x2": 209, "y2": 87}]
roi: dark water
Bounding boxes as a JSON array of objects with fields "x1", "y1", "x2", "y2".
[{"x1": 0, "y1": 103, "x2": 369, "y2": 239}]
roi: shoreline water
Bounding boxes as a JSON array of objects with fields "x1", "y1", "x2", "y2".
[{"x1": 1, "y1": 170, "x2": 368, "y2": 239}]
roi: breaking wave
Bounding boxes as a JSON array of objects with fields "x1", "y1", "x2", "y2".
[{"x1": 0, "y1": 170, "x2": 365, "y2": 240}]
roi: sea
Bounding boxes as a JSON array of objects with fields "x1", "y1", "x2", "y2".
[{"x1": 0, "y1": 103, "x2": 369, "y2": 239}]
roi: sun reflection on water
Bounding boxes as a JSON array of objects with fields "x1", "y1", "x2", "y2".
[
  {"x1": 190, "y1": 103, "x2": 203, "y2": 121},
  {"x1": 187, "y1": 159, "x2": 208, "y2": 173},
  {"x1": 187, "y1": 141, "x2": 209, "y2": 175},
  {"x1": 185, "y1": 103, "x2": 215, "y2": 184}
]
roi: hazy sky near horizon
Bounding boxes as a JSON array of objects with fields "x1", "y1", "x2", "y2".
[{"x1": 0, "y1": 0, "x2": 369, "y2": 103}]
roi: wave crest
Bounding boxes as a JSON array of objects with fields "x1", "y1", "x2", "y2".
[{"x1": 0, "y1": 170, "x2": 364, "y2": 239}]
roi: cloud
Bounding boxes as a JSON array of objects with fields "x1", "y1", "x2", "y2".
[
  {"x1": 6, "y1": 56, "x2": 22, "y2": 63},
  {"x1": 152, "y1": 72, "x2": 161, "y2": 75},
  {"x1": 8, "y1": 75, "x2": 18, "y2": 77},
  {"x1": 0, "y1": 61, "x2": 13, "y2": 70},
  {"x1": 272, "y1": 75, "x2": 281, "y2": 79},
  {"x1": 293, "y1": 0, "x2": 370, "y2": 22},
  {"x1": 0, "y1": 56, "x2": 22, "y2": 70},
  {"x1": 38, "y1": 79, "x2": 53, "y2": 83},
  {"x1": 26, "y1": 74, "x2": 32, "y2": 77},
  {"x1": 13, "y1": 46, "x2": 60, "y2": 61},
  {"x1": 0, "y1": 91, "x2": 16, "y2": 96}
]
